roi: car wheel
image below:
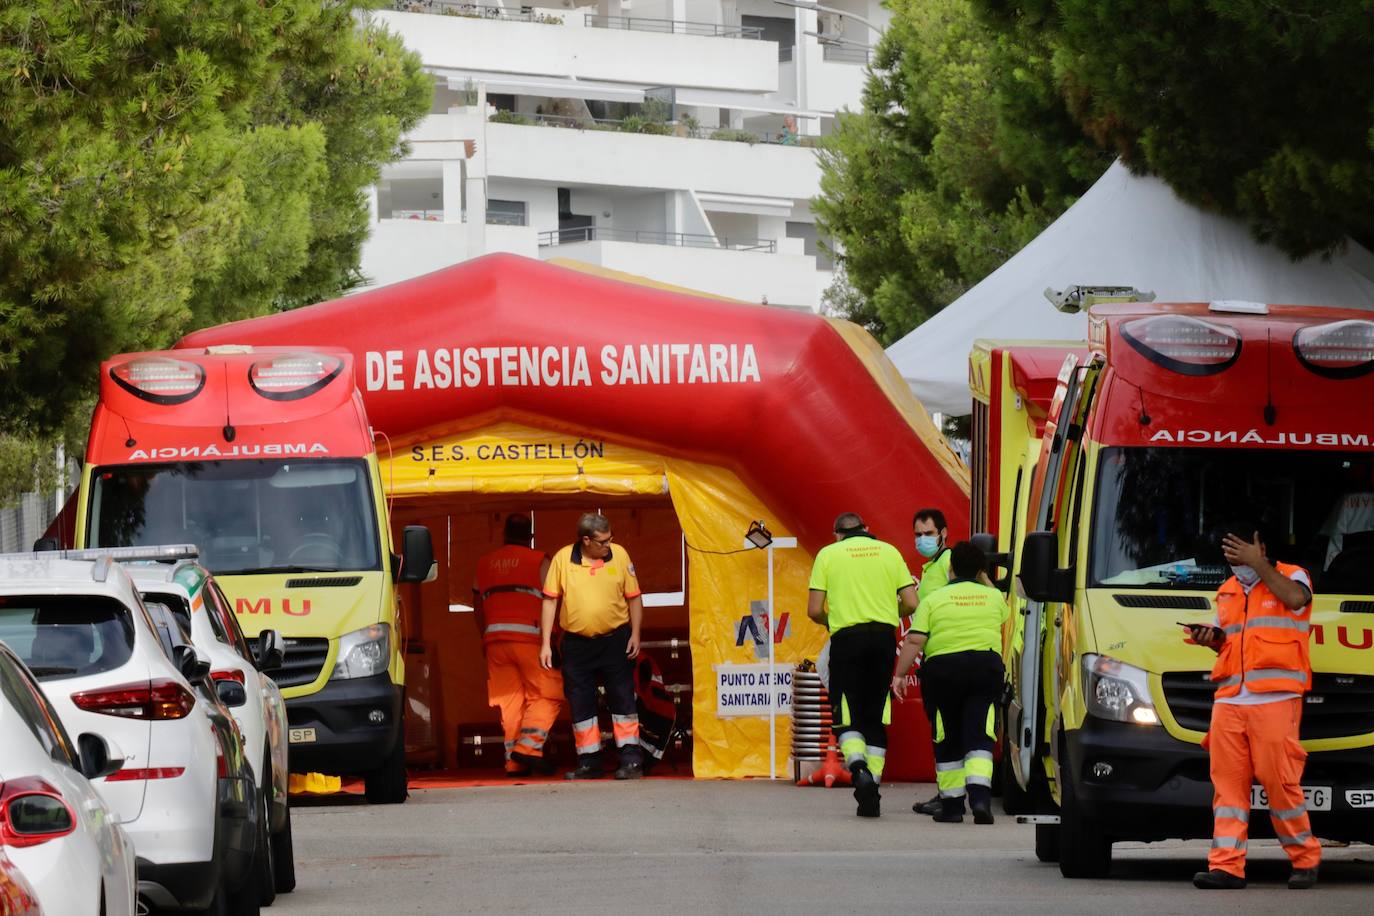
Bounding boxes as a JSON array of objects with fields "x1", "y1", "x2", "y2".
[
  {"x1": 272, "y1": 799, "x2": 297, "y2": 894},
  {"x1": 1057, "y1": 752, "x2": 1112, "y2": 879},
  {"x1": 253, "y1": 778, "x2": 277, "y2": 907},
  {"x1": 364, "y1": 735, "x2": 408, "y2": 805}
]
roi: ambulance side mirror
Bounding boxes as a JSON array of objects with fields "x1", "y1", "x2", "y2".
[
  {"x1": 397, "y1": 525, "x2": 437, "y2": 584},
  {"x1": 1020, "y1": 531, "x2": 1074, "y2": 604},
  {"x1": 971, "y1": 532, "x2": 1012, "y2": 593}
]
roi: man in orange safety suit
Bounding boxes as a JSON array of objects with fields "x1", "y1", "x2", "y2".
[
  {"x1": 474, "y1": 514, "x2": 564, "y2": 776},
  {"x1": 1185, "y1": 521, "x2": 1321, "y2": 890}
]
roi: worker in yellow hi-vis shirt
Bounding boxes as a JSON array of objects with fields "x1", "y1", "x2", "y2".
[
  {"x1": 893, "y1": 541, "x2": 1009, "y2": 825},
  {"x1": 807, "y1": 512, "x2": 918, "y2": 818}
]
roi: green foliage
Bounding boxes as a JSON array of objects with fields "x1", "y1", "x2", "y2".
[
  {"x1": 490, "y1": 109, "x2": 533, "y2": 125},
  {"x1": 977, "y1": 0, "x2": 1374, "y2": 256},
  {"x1": 815, "y1": 0, "x2": 1108, "y2": 344},
  {"x1": 709, "y1": 129, "x2": 759, "y2": 145},
  {"x1": 0, "y1": 1, "x2": 430, "y2": 436}
]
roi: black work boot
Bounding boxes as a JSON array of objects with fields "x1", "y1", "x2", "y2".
[
  {"x1": 913, "y1": 795, "x2": 942, "y2": 816},
  {"x1": 931, "y1": 796, "x2": 966, "y2": 823},
  {"x1": 1288, "y1": 867, "x2": 1318, "y2": 890},
  {"x1": 851, "y1": 763, "x2": 881, "y2": 818},
  {"x1": 1192, "y1": 869, "x2": 1246, "y2": 889},
  {"x1": 511, "y1": 751, "x2": 556, "y2": 777},
  {"x1": 565, "y1": 758, "x2": 604, "y2": 780},
  {"x1": 969, "y1": 786, "x2": 994, "y2": 825}
]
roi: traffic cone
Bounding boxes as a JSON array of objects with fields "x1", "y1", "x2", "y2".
[{"x1": 799, "y1": 728, "x2": 851, "y2": 787}]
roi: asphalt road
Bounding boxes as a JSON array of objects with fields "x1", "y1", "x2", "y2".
[{"x1": 272, "y1": 780, "x2": 1374, "y2": 915}]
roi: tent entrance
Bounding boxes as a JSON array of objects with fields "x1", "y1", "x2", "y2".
[{"x1": 390, "y1": 490, "x2": 694, "y2": 775}]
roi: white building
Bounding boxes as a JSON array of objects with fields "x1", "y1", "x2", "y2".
[{"x1": 361, "y1": 0, "x2": 890, "y2": 310}]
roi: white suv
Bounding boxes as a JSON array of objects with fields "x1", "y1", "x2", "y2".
[
  {"x1": 126, "y1": 554, "x2": 294, "y2": 901},
  {"x1": 0, "y1": 550, "x2": 260, "y2": 914}
]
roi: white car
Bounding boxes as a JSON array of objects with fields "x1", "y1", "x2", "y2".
[
  {"x1": 126, "y1": 555, "x2": 295, "y2": 900},
  {"x1": 0, "y1": 641, "x2": 137, "y2": 916},
  {"x1": 0, "y1": 549, "x2": 260, "y2": 914}
]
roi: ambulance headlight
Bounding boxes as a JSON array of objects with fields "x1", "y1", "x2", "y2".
[
  {"x1": 1082, "y1": 654, "x2": 1160, "y2": 726},
  {"x1": 333, "y1": 624, "x2": 390, "y2": 680},
  {"x1": 1120, "y1": 315, "x2": 1240, "y2": 376},
  {"x1": 1294, "y1": 319, "x2": 1374, "y2": 379}
]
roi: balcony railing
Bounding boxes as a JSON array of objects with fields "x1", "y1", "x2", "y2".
[
  {"x1": 393, "y1": 1, "x2": 564, "y2": 24},
  {"x1": 821, "y1": 44, "x2": 872, "y2": 64},
  {"x1": 385, "y1": 209, "x2": 445, "y2": 221},
  {"x1": 584, "y1": 14, "x2": 763, "y2": 39},
  {"x1": 486, "y1": 210, "x2": 527, "y2": 227},
  {"x1": 538, "y1": 226, "x2": 776, "y2": 252},
  {"x1": 489, "y1": 111, "x2": 818, "y2": 147}
]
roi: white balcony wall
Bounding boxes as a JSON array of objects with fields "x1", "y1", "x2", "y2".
[
  {"x1": 805, "y1": 51, "x2": 870, "y2": 114},
  {"x1": 362, "y1": 219, "x2": 471, "y2": 289},
  {"x1": 485, "y1": 224, "x2": 541, "y2": 258},
  {"x1": 485, "y1": 123, "x2": 819, "y2": 201},
  {"x1": 376, "y1": 11, "x2": 778, "y2": 93},
  {"x1": 487, "y1": 181, "x2": 558, "y2": 231},
  {"x1": 540, "y1": 240, "x2": 817, "y2": 307}
]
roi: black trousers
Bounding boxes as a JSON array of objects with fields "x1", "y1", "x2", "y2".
[
  {"x1": 828, "y1": 623, "x2": 896, "y2": 764},
  {"x1": 561, "y1": 625, "x2": 641, "y2": 764},
  {"x1": 920, "y1": 650, "x2": 1003, "y2": 803}
]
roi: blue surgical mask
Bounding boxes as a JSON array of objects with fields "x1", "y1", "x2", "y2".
[
  {"x1": 915, "y1": 535, "x2": 940, "y2": 558},
  {"x1": 1231, "y1": 564, "x2": 1260, "y2": 587}
]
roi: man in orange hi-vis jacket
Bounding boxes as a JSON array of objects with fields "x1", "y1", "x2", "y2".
[
  {"x1": 474, "y1": 514, "x2": 563, "y2": 776},
  {"x1": 1185, "y1": 521, "x2": 1321, "y2": 890}
]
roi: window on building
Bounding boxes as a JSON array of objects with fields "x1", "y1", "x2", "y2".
[
  {"x1": 787, "y1": 221, "x2": 833, "y2": 270},
  {"x1": 487, "y1": 199, "x2": 528, "y2": 227}
]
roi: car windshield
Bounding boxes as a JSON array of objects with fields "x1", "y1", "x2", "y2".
[
  {"x1": 0, "y1": 596, "x2": 136, "y2": 681},
  {"x1": 1090, "y1": 447, "x2": 1374, "y2": 594},
  {"x1": 89, "y1": 459, "x2": 380, "y2": 575}
]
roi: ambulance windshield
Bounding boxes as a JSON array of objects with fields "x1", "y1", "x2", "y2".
[
  {"x1": 89, "y1": 459, "x2": 380, "y2": 575},
  {"x1": 1090, "y1": 447, "x2": 1374, "y2": 594}
]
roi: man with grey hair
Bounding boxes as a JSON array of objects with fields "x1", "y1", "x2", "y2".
[
  {"x1": 541, "y1": 513, "x2": 646, "y2": 780},
  {"x1": 807, "y1": 512, "x2": 918, "y2": 817}
]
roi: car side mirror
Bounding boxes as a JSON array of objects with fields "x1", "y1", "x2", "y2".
[
  {"x1": 255, "y1": 629, "x2": 285, "y2": 673},
  {"x1": 172, "y1": 644, "x2": 211, "y2": 684},
  {"x1": 397, "y1": 525, "x2": 437, "y2": 584},
  {"x1": 77, "y1": 732, "x2": 125, "y2": 781},
  {"x1": 970, "y1": 532, "x2": 1012, "y2": 592},
  {"x1": 215, "y1": 679, "x2": 248, "y2": 707},
  {"x1": 32, "y1": 537, "x2": 59, "y2": 552},
  {"x1": 1020, "y1": 530, "x2": 1074, "y2": 604}
]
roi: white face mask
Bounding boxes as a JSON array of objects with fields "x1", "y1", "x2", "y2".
[{"x1": 1231, "y1": 564, "x2": 1260, "y2": 587}]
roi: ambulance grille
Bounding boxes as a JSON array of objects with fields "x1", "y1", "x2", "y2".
[
  {"x1": 284, "y1": 576, "x2": 362, "y2": 588},
  {"x1": 1341, "y1": 601, "x2": 1374, "y2": 613},
  {"x1": 269, "y1": 637, "x2": 331, "y2": 689},
  {"x1": 1113, "y1": 594, "x2": 1211, "y2": 609},
  {"x1": 1161, "y1": 671, "x2": 1374, "y2": 739}
]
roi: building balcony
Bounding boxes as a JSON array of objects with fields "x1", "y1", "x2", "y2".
[
  {"x1": 538, "y1": 226, "x2": 776, "y2": 253},
  {"x1": 536, "y1": 234, "x2": 817, "y2": 307},
  {"x1": 374, "y1": 7, "x2": 779, "y2": 95},
  {"x1": 485, "y1": 121, "x2": 819, "y2": 201}
]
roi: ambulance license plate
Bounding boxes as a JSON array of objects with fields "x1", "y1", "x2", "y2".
[
  {"x1": 1251, "y1": 785, "x2": 1330, "y2": 811},
  {"x1": 288, "y1": 727, "x2": 317, "y2": 745}
]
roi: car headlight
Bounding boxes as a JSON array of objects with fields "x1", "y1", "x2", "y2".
[
  {"x1": 333, "y1": 624, "x2": 390, "y2": 680},
  {"x1": 1082, "y1": 653, "x2": 1160, "y2": 726}
]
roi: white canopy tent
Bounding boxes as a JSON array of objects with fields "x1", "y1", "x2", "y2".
[{"x1": 886, "y1": 160, "x2": 1374, "y2": 415}]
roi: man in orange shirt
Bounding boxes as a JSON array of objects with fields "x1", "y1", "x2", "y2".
[
  {"x1": 1186, "y1": 520, "x2": 1321, "y2": 890},
  {"x1": 540, "y1": 513, "x2": 645, "y2": 780},
  {"x1": 474, "y1": 514, "x2": 563, "y2": 776}
]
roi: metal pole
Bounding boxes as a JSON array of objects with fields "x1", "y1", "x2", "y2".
[{"x1": 767, "y1": 540, "x2": 776, "y2": 780}]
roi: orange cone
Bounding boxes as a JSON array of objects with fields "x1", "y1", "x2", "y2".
[{"x1": 799, "y1": 729, "x2": 851, "y2": 787}]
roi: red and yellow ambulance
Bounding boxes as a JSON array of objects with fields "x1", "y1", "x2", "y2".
[
  {"x1": 976, "y1": 300, "x2": 1374, "y2": 876},
  {"x1": 75, "y1": 347, "x2": 435, "y2": 803}
]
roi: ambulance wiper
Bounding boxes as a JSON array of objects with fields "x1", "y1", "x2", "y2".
[{"x1": 231, "y1": 565, "x2": 340, "y2": 575}]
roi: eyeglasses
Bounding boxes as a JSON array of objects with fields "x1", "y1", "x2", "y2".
[{"x1": 587, "y1": 534, "x2": 614, "y2": 546}]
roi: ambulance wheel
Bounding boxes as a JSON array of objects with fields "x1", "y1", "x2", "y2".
[
  {"x1": 1057, "y1": 762, "x2": 1111, "y2": 879},
  {"x1": 1035, "y1": 823, "x2": 1061, "y2": 863},
  {"x1": 365, "y1": 736, "x2": 409, "y2": 804}
]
